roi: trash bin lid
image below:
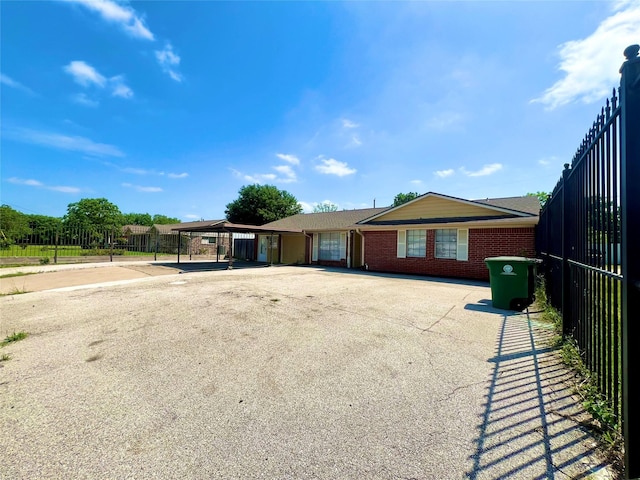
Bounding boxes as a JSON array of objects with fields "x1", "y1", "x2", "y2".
[{"x1": 484, "y1": 256, "x2": 541, "y2": 263}]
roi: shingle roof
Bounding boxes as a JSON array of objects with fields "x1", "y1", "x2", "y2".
[
  {"x1": 122, "y1": 225, "x2": 151, "y2": 234},
  {"x1": 472, "y1": 196, "x2": 540, "y2": 215},
  {"x1": 263, "y1": 207, "x2": 389, "y2": 231}
]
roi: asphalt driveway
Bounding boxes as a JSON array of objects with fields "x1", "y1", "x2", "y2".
[{"x1": 0, "y1": 266, "x2": 616, "y2": 479}]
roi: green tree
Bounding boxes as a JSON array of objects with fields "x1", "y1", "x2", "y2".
[
  {"x1": 313, "y1": 202, "x2": 338, "y2": 213},
  {"x1": 151, "y1": 214, "x2": 181, "y2": 225},
  {"x1": 527, "y1": 191, "x2": 550, "y2": 208},
  {"x1": 121, "y1": 212, "x2": 153, "y2": 226},
  {"x1": 0, "y1": 205, "x2": 31, "y2": 246},
  {"x1": 392, "y1": 192, "x2": 420, "y2": 207},
  {"x1": 63, "y1": 198, "x2": 123, "y2": 230},
  {"x1": 26, "y1": 214, "x2": 63, "y2": 244},
  {"x1": 225, "y1": 184, "x2": 302, "y2": 225}
]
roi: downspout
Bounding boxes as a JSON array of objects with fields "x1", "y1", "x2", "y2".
[{"x1": 346, "y1": 230, "x2": 351, "y2": 269}]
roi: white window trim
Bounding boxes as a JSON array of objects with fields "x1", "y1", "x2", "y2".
[
  {"x1": 397, "y1": 230, "x2": 406, "y2": 258},
  {"x1": 456, "y1": 228, "x2": 469, "y2": 261}
]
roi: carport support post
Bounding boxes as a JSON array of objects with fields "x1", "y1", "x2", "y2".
[
  {"x1": 177, "y1": 233, "x2": 181, "y2": 264},
  {"x1": 227, "y1": 231, "x2": 234, "y2": 269}
]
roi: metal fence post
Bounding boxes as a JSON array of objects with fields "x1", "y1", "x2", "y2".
[
  {"x1": 109, "y1": 228, "x2": 114, "y2": 262},
  {"x1": 620, "y1": 43, "x2": 640, "y2": 480},
  {"x1": 561, "y1": 164, "x2": 572, "y2": 336},
  {"x1": 54, "y1": 229, "x2": 59, "y2": 264}
]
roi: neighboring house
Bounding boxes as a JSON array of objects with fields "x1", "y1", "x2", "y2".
[
  {"x1": 263, "y1": 193, "x2": 540, "y2": 280},
  {"x1": 122, "y1": 221, "x2": 231, "y2": 255}
]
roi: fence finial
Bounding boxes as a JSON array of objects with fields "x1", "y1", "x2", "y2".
[{"x1": 624, "y1": 44, "x2": 639, "y2": 61}]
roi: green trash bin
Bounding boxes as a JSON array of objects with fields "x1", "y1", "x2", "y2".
[{"x1": 485, "y1": 256, "x2": 541, "y2": 310}]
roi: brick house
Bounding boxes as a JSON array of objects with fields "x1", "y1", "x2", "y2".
[{"x1": 263, "y1": 192, "x2": 539, "y2": 281}]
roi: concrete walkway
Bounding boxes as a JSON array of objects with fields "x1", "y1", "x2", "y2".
[{"x1": 0, "y1": 260, "x2": 234, "y2": 295}]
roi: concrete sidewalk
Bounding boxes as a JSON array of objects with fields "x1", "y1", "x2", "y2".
[{"x1": 0, "y1": 260, "x2": 232, "y2": 295}]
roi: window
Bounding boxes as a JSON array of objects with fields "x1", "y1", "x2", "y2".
[
  {"x1": 434, "y1": 228, "x2": 469, "y2": 261},
  {"x1": 406, "y1": 229, "x2": 426, "y2": 257},
  {"x1": 435, "y1": 229, "x2": 457, "y2": 259},
  {"x1": 318, "y1": 232, "x2": 341, "y2": 260},
  {"x1": 201, "y1": 236, "x2": 217, "y2": 245}
]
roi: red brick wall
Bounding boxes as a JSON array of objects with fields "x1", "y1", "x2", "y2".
[{"x1": 363, "y1": 227, "x2": 536, "y2": 281}]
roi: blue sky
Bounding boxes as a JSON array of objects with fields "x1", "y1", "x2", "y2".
[{"x1": 1, "y1": 0, "x2": 638, "y2": 221}]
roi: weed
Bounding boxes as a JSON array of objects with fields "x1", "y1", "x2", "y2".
[
  {"x1": 0, "y1": 353, "x2": 10, "y2": 361},
  {"x1": 1, "y1": 286, "x2": 31, "y2": 296},
  {"x1": 39, "y1": 257, "x2": 50, "y2": 265},
  {"x1": 1, "y1": 331, "x2": 28, "y2": 346},
  {"x1": 534, "y1": 281, "x2": 623, "y2": 468}
]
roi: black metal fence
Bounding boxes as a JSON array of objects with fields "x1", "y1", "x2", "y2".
[
  {"x1": 0, "y1": 225, "x2": 191, "y2": 265},
  {"x1": 537, "y1": 45, "x2": 639, "y2": 478}
]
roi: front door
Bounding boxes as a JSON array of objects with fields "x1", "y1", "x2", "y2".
[{"x1": 258, "y1": 236, "x2": 268, "y2": 262}]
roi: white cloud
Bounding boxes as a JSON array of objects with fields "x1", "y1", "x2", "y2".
[
  {"x1": 72, "y1": 93, "x2": 99, "y2": 107},
  {"x1": 0, "y1": 74, "x2": 35, "y2": 95},
  {"x1": 349, "y1": 135, "x2": 362, "y2": 147},
  {"x1": 275, "y1": 153, "x2": 300, "y2": 165},
  {"x1": 243, "y1": 173, "x2": 277, "y2": 184},
  {"x1": 110, "y1": 76, "x2": 134, "y2": 99},
  {"x1": 8, "y1": 177, "x2": 43, "y2": 187},
  {"x1": 231, "y1": 157, "x2": 299, "y2": 184},
  {"x1": 155, "y1": 43, "x2": 183, "y2": 82},
  {"x1": 168, "y1": 172, "x2": 189, "y2": 179},
  {"x1": 537, "y1": 155, "x2": 561, "y2": 167},
  {"x1": 64, "y1": 61, "x2": 106, "y2": 87},
  {"x1": 435, "y1": 169, "x2": 455, "y2": 178},
  {"x1": 64, "y1": 62, "x2": 134, "y2": 99},
  {"x1": 5, "y1": 128, "x2": 124, "y2": 157},
  {"x1": 425, "y1": 111, "x2": 465, "y2": 130},
  {"x1": 410, "y1": 179, "x2": 423, "y2": 185},
  {"x1": 298, "y1": 201, "x2": 314, "y2": 213},
  {"x1": 67, "y1": 0, "x2": 154, "y2": 40},
  {"x1": 532, "y1": 0, "x2": 640, "y2": 109},
  {"x1": 273, "y1": 165, "x2": 297, "y2": 182},
  {"x1": 8, "y1": 177, "x2": 81, "y2": 193},
  {"x1": 315, "y1": 157, "x2": 356, "y2": 177},
  {"x1": 460, "y1": 163, "x2": 503, "y2": 177},
  {"x1": 342, "y1": 119, "x2": 359, "y2": 129},
  {"x1": 122, "y1": 167, "x2": 155, "y2": 175},
  {"x1": 121, "y1": 183, "x2": 163, "y2": 192}
]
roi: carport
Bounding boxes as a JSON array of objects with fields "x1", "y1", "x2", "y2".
[{"x1": 171, "y1": 221, "x2": 302, "y2": 268}]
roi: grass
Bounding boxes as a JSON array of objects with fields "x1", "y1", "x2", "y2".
[
  {"x1": 534, "y1": 281, "x2": 624, "y2": 473},
  {"x1": 1, "y1": 331, "x2": 29, "y2": 346},
  {"x1": 0, "y1": 272, "x2": 37, "y2": 279},
  {"x1": 0, "y1": 331, "x2": 29, "y2": 364},
  {"x1": 0, "y1": 245, "x2": 159, "y2": 258}
]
